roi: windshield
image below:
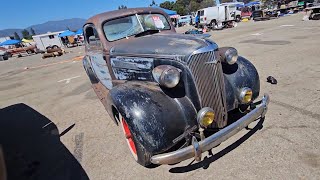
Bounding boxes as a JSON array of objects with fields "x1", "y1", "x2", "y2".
[{"x1": 103, "y1": 14, "x2": 171, "y2": 42}]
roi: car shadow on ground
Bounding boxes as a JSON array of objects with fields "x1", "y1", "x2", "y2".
[
  {"x1": 0, "y1": 103, "x2": 89, "y2": 180},
  {"x1": 169, "y1": 116, "x2": 265, "y2": 173}
]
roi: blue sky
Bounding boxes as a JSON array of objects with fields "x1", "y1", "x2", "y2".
[{"x1": 0, "y1": 0, "x2": 171, "y2": 29}]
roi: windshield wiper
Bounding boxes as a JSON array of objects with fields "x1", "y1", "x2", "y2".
[{"x1": 134, "y1": 29, "x2": 160, "y2": 37}]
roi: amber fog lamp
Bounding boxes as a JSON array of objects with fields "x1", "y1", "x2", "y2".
[
  {"x1": 197, "y1": 107, "x2": 215, "y2": 128},
  {"x1": 152, "y1": 65, "x2": 180, "y2": 88},
  {"x1": 239, "y1": 87, "x2": 253, "y2": 104},
  {"x1": 225, "y1": 47, "x2": 238, "y2": 65}
]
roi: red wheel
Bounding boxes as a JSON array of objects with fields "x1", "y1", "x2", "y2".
[
  {"x1": 118, "y1": 113, "x2": 153, "y2": 167},
  {"x1": 120, "y1": 117, "x2": 138, "y2": 161}
]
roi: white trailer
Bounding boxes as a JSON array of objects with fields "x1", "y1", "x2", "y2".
[
  {"x1": 32, "y1": 31, "x2": 64, "y2": 51},
  {"x1": 197, "y1": 4, "x2": 241, "y2": 28}
]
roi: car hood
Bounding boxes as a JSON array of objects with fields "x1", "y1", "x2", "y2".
[{"x1": 110, "y1": 33, "x2": 212, "y2": 57}]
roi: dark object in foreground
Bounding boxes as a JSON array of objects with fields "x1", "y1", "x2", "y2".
[
  {"x1": 267, "y1": 76, "x2": 278, "y2": 84},
  {"x1": 0, "y1": 103, "x2": 89, "y2": 180},
  {"x1": 82, "y1": 7, "x2": 270, "y2": 167},
  {"x1": 184, "y1": 29, "x2": 203, "y2": 34}
]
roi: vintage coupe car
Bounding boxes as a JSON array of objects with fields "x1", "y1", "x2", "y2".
[{"x1": 83, "y1": 8, "x2": 269, "y2": 167}]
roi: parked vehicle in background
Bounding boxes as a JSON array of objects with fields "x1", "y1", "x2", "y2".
[
  {"x1": 252, "y1": 10, "x2": 278, "y2": 21},
  {"x1": 178, "y1": 15, "x2": 192, "y2": 26},
  {"x1": 32, "y1": 31, "x2": 64, "y2": 51},
  {"x1": 220, "y1": 2, "x2": 245, "y2": 10},
  {"x1": 0, "y1": 47, "x2": 9, "y2": 61},
  {"x1": 7, "y1": 44, "x2": 38, "y2": 55},
  {"x1": 306, "y1": 5, "x2": 320, "y2": 20},
  {"x1": 191, "y1": 12, "x2": 197, "y2": 25},
  {"x1": 197, "y1": 4, "x2": 241, "y2": 29},
  {"x1": 241, "y1": 7, "x2": 252, "y2": 19},
  {"x1": 83, "y1": 7, "x2": 269, "y2": 167}
]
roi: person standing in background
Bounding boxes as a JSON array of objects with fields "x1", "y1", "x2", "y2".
[{"x1": 195, "y1": 12, "x2": 200, "y2": 28}]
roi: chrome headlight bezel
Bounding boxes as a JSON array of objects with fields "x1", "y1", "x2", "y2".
[
  {"x1": 239, "y1": 87, "x2": 253, "y2": 104},
  {"x1": 197, "y1": 107, "x2": 215, "y2": 128},
  {"x1": 225, "y1": 47, "x2": 238, "y2": 65},
  {"x1": 152, "y1": 65, "x2": 181, "y2": 88}
]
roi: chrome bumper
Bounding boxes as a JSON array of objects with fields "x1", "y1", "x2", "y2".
[{"x1": 150, "y1": 94, "x2": 270, "y2": 165}]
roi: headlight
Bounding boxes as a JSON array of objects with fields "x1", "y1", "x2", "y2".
[
  {"x1": 239, "y1": 87, "x2": 253, "y2": 104},
  {"x1": 197, "y1": 107, "x2": 215, "y2": 128},
  {"x1": 152, "y1": 65, "x2": 180, "y2": 88},
  {"x1": 219, "y1": 47, "x2": 238, "y2": 65},
  {"x1": 225, "y1": 47, "x2": 238, "y2": 65}
]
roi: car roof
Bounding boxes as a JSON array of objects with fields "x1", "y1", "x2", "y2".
[{"x1": 86, "y1": 7, "x2": 168, "y2": 26}]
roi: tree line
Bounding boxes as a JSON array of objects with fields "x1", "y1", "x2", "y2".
[
  {"x1": 160, "y1": 0, "x2": 219, "y2": 15},
  {"x1": 13, "y1": 28, "x2": 36, "y2": 40}
]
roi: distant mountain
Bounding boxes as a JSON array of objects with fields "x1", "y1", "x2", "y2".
[
  {"x1": 0, "y1": 29, "x2": 23, "y2": 37},
  {"x1": 0, "y1": 18, "x2": 86, "y2": 37}
]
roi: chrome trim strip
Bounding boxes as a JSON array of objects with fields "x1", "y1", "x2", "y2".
[
  {"x1": 110, "y1": 51, "x2": 185, "y2": 62},
  {"x1": 150, "y1": 94, "x2": 270, "y2": 165}
]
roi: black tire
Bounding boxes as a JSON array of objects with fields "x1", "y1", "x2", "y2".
[
  {"x1": 3, "y1": 55, "x2": 8, "y2": 60},
  {"x1": 52, "y1": 45, "x2": 59, "y2": 49},
  {"x1": 26, "y1": 50, "x2": 32, "y2": 54},
  {"x1": 210, "y1": 20, "x2": 217, "y2": 29},
  {"x1": 236, "y1": 16, "x2": 241, "y2": 22},
  {"x1": 46, "y1": 46, "x2": 52, "y2": 50},
  {"x1": 119, "y1": 114, "x2": 153, "y2": 167}
]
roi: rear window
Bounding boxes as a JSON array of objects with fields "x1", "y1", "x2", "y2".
[{"x1": 200, "y1": 11, "x2": 204, "y2": 16}]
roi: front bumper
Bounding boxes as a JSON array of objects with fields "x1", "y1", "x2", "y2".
[{"x1": 150, "y1": 94, "x2": 270, "y2": 165}]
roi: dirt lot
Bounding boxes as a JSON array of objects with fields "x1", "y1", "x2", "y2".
[{"x1": 0, "y1": 13, "x2": 319, "y2": 180}]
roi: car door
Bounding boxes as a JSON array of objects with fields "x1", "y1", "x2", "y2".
[{"x1": 84, "y1": 24, "x2": 113, "y2": 90}]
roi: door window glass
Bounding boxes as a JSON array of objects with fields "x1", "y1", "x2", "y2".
[{"x1": 84, "y1": 25, "x2": 101, "y2": 47}]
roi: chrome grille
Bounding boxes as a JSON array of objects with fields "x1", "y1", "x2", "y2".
[{"x1": 187, "y1": 51, "x2": 227, "y2": 128}]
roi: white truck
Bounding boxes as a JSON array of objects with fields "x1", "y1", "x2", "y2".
[
  {"x1": 197, "y1": 4, "x2": 241, "y2": 29},
  {"x1": 32, "y1": 31, "x2": 64, "y2": 51}
]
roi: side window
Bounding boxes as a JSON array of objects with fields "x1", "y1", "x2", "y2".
[
  {"x1": 200, "y1": 11, "x2": 204, "y2": 16},
  {"x1": 84, "y1": 25, "x2": 101, "y2": 47}
]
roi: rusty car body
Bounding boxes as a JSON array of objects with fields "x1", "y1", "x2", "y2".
[{"x1": 82, "y1": 7, "x2": 269, "y2": 167}]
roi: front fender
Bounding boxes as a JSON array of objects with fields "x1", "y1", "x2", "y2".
[
  {"x1": 109, "y1": 82, "x2": 197, "y2": 154},
  {"x1": 223, "y1": 56, "x2": 260, "y2": 111}
]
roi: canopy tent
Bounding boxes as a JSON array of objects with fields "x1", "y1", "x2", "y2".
[
  {"x1": 0, "y1": 39, "x2": 21, "y2": 46},
  {"x1": 158, "y1": 8, "x2": 177, "y2": 16},
  {"x1": 58, "y1": 30, "x2": 76, "y2": 37},
  {"x1": 236, "y1": 4, "x2": 245, "y2": 8},
  {"x1": 245, "y1": 1, "x2": 261, "y2": 7},
  {"x1": 21, "y1": 38, "x2": 34, "y2": 43},
  {"x1": 75, "y1": 29, "x2": 83, "y2": 35}
]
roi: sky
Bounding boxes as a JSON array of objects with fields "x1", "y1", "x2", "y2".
[{"x1": 0, "y1": 0, "x2": 171, "y2": 30}]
